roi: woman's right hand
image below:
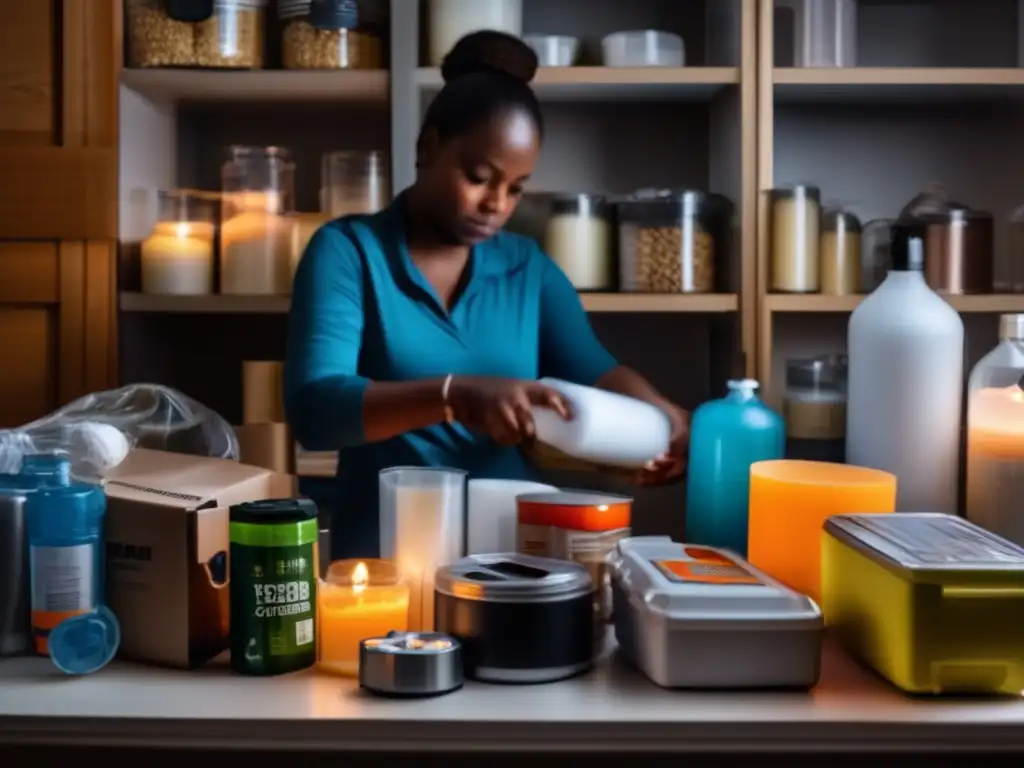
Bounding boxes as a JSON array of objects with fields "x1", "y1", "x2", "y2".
[{"x1": 446, "y1": 376, "x2": 572, "y2": 446}]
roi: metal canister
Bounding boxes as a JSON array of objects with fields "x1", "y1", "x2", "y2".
[{"x1": 229, "y1": 498, "x2": 319, "y2": 676}]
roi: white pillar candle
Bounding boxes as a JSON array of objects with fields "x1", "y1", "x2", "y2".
[{"x1": 140, "y1": 221, "x2": 215, "y2": 296}]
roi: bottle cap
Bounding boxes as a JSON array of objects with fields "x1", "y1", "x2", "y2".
[
  {"x1": 48, "y1": 606, "x2": 121, "y2": 676},
  {"x1": 999, "y1": 314, "x2": 1024, "y2": 342},
  {"x1": 889, "y1": 221, "x2": 927, "y2": 272},
  {"x1": 20, "y1": 454, "x2": 72, "y2": 487},
  {"x1": 726, "y1": 378, "x2": 760, "y2": 393}
]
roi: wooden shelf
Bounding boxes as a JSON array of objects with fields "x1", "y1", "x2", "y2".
[
  {"x1": 415, "y1": 66, "x2": 740, "y2": 101},
  {"x1": 120, "y1": 69, "x2": 390, "y2": 103},
  {"x1": 766, "y1": 293, "x2": 1024, "y2": 314},
  {"x1": 774, "y1": 67, "x2": 1024, "y2": 104},
  {"x1": 119, "y1": 292, "x2": 738, "y2": 314}
]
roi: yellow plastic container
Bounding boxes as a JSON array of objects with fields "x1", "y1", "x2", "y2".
[{"x1": 822, "y1": 513, "x2": 1024, "y2": 696}]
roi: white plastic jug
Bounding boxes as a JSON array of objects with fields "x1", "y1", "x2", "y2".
[{"x1": 531, "y1": 379, "x2": 672, "y2": 469}]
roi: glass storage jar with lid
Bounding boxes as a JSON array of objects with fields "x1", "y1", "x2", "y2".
[
  {"x1": 280, "y1": 0, "x2": 386, "y2": 70},
  {"x1": 783, "y1": 355, "x2": 846, "y2": 463},
  {"x1": 616, "y1": 188, "x2": 732, "y2": 294},
  {"x1": 770, "y1": 185, "x2": 821, "y2": 293},
  {"x1": 320, "y1": 150, "x2": 390, "y2": 217},
  {"x1": 966, "y1": 314, "x2": 1024, "y2": 545},
  {"x1": 127, "y1": 0, "x2": 268, "y2": 68},
  {"x1": 820, "y1": 206, "x2": 861, "y2": 296},
  {"x1": 141, "y1": 190, "x2": 217, "y2": 296},
  {"x1": 543, "y1": 194, "x2": 614, "y2": 291},
  {"x1": 219, "y1": 146, "x2": 296, "y2": 296}
]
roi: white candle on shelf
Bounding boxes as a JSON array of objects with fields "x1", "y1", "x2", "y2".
[
  {"x1": 140, "y1": 209, "x2": 215, "y2": 296},
  {"x1": 220, "y1": 190, "x2": 295, "y2": 296}
]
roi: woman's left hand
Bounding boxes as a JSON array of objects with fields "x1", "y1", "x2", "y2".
[{"x1": 630, "y1": 404, "x2": 690, "y2": 486}]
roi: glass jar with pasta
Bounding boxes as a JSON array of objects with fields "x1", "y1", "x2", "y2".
[
  {"x1": 616, "y1": 188, "x2": 733, "y2": 294},
  {"x1": 770, "y1": 185, "x2": 821, "y2": 293}
]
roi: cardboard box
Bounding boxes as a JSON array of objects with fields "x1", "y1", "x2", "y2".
[{"x1": 104, "y1": 448, "x2": 295, "y2": 669}]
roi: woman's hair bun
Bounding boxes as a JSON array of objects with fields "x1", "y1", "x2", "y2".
[{"x1": 440, "y1": 31, "x2": 539, "y2": 85}]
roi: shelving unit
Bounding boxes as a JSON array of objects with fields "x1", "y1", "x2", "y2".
[
  {"x1": 756, "y1": 0, "x2": 1024, "y2": 403},
  {"x1": 115, "y1": 0, "x2": 755, "y2": 533}
]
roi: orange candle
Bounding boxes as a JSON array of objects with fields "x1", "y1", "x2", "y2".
[
  {"x1": 748, "y1": 460, "x2": 896, "y2": 602},
  {"x1": 317, "y1": 559, "x2": 409, "y2": 677}
]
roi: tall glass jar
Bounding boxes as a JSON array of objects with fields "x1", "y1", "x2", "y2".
[
  {"x1": 320, "y1": 150, "x2": 390, "y2": 217},
  {"x1": 820, "y1": 207, "x2": 861, "y2": 295},
  {"x1": 966, "y1": 313, "x2": 1024, "y2": 545},
  {"x1": 770, "y1": 185, "x2": 820, "y2": 293},
  {"x1": 783, "y1": 355, "x2": 846, "y2": 463},
  {"x1": 860, "y1": 218, "x2": 893, "y2": 293},
  {"x1": 543, "y1": 194, "x2": 614, "y2": 291},
  {"x1": 280, "y1": 0, "x2": 386, "y2": 69},
  {"x1": 428, "y1": 0, "x2": 523, "y2": 66},
  {"x1": 141, "y1": 190, "x2": 216, "y2": 295},
  {"x1": 219, "y1": 146, "x2": 296, "y2": 295},
  {"x1": 195, "y1": 0, "x2": 267, "y2": 68}
]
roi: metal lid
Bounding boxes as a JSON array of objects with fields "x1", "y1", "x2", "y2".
[
  {"x1": 516, "y1": 490, "x2": 632, "y2": 507},
  {"x1": 434, "y1": 554, "x2": 593, "y2": 602},
  {"x1": 772, "y1": 184, "x2": 820, "y2": 201},
  {"x1": 549, "y1": 193, "x2": 610, "y2": 218},
  {"x1": 825, "y1": 514, "x2": 1024, "y2": 577},
  {"x1": 48, "y1": 606, "x2": 121, "y2": 676},
  {"x1": 999, "y1": 314, "x2": 1024, "y2": 342}
]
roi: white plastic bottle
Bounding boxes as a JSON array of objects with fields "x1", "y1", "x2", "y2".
[{"x1": 846, "y1": 222, "x2": 964, "y2": 513}]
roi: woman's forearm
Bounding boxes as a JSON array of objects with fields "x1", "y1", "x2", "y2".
[
  {"x1": 596, "y1": 365, "x2": 675, "y2": 411},
  {"x1": 287, "y1": 376, "x2": 448, "y2": 451},
  {"x1": 362, "y1": 378, "x2": 449, "y2": 443}
]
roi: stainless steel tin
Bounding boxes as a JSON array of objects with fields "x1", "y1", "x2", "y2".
[
  {"x1": 358, "y1": 631, "x2": 463, "y2": 697},
  {"x1": 434, "y1": 553, "x2": 593, "y2": 603}
]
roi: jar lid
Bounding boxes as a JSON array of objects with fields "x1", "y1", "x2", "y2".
[
  {"x1": 309, "y1": 0, "x2": 359, "y2": 29},
  {"x1": 48, "y1": 606, "x2": 121, "y2": 676},
  {"x1": 434, "y1": 554, "x2": 593, "y2": 602},
  {"x1": 549, "y1": 193, "x2": 609, "y2": 217},
  {"x1": 772, "y1": 184, "x2": 820, "y2": 200},
  {"x1": 230, "y1": 497, "x2": 318, "y2": 525}
]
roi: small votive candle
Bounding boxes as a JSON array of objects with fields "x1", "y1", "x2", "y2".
[
  {"x1": 317, "y1": 559, "x2": 409, "y2": 677},
  {"x1": 140, "y1": 190, "x2": 216, "y2": 296}
]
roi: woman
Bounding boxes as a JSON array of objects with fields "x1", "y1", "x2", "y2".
[{"x1": 285, "y1": 31, "x2": 690, "y2": 560}]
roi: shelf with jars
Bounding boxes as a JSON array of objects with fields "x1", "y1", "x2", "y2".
[{"x1": 755, "y1": 0, "x2": 1024, "y2": 401}]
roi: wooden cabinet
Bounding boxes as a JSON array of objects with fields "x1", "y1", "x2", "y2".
[{"x1": 0, "y1": 1, "x2": 119, "y2": 426}]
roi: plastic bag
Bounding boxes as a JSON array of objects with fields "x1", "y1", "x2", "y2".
[{"x1": 0, "y1": 384, "x2": 239, "y2": 481}]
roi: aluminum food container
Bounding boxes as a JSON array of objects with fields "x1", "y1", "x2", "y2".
[
  {"x1": 822, "y1": 513, "x2": 1024, "y2": 695},
  {"x1": 611, "y1": 536, "x2": 822, "y2": 689}
]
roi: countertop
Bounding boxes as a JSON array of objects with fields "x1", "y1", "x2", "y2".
[{"x1": 2, "y1": 638, "x2": 1024, "y2": 754}]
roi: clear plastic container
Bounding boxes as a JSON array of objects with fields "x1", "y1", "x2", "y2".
[
  {"x1": 219, "y1": 146, "x2": 295, "y2": 296},
  {"x1": 617, "y1": 188, "x2": 732, "y2": 294},
  {"x1": 428, "y1": 0, "x2": 523, "y2": 66},
  {"x1": 775, "y1": 0, "x2": 857, "y2": 68},
  {"x1": 543, "y1": 194, "x2": 614, "y2": 291},
  {"x1": 126, "y1": 0, "x2": 267, "y2": 69},
  {"x1": 141, "y1": 190, "x2": 216, "y2": 296},
  {"x1": 601, "y1": 30, "x2": 685, "y2": 67},
  {"x1": 965, "y1": 314, "x2": 1024, "y2": 546},
  {"x1": 280, "y1": 0, "x2": 385, "y2": 70},
  {"x1": 783, "y1": 356, "x2": 846, "y2": 463},
  {"x1": 685, "y1": 379, "x2": 785, "y2": 557},
  {"x1": 379, "y1": 467, "x2": 466, "y2": 632},
  {"x1": 26, "y1": 482, "x2": 106, "y2": 656},
  {"x1": 320, "y1": 150, "x2": 390, "y2": 217},
  {"x1": 820, "y1": 208, "x2": 861, "y2": 295},
  {"x1": 522, "y1": 35, "x2": 579, "y2": 67},
  {"x1": 770, "y1": 185, "x2": 820, "y2": 293}
]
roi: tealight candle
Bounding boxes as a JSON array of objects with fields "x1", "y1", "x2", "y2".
[{"x1": 317, "y1": 559, "x2": 409, "y2": 677}]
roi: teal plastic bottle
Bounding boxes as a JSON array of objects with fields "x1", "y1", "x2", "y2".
[{"x1": 685, "y1": 379, "x2": 784, "y2": 556}]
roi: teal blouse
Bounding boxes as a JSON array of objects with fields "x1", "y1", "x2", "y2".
[{"x1": 284, "y1": 192, "x2": 618, "y2": 559}]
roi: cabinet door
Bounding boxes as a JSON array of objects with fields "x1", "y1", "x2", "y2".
[{"x1": 0, "y1": 1, "x2": 118, "y2": 426}]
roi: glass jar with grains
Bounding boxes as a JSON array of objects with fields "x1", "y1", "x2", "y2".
[
  {"x1": 820, "y1": 207, "x2": 861, "y2": 296},
  {"x1": 616, "y1": 189, "x2": 733, "y2": 294},
  {"x1": 127, "y1": 0, "x2": 267, "y2": 69},
  {"x1": 280, "y1": 0, "x2": 386, "y2": 70}
]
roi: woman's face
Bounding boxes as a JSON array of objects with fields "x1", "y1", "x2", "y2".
[{"x1": 418, "y1": 107, "x2": 540, "y2": 246}]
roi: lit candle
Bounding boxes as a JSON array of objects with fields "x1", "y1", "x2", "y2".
[
  {"x1": 140, "y1": 220, "x2": 215, "y2": 295},
  {"x1": 966, "y1": 386, "x2": 1024, "y2": 542},
  {"x1": 317, "y1": 559, "x2": 409, "y2": 677}
]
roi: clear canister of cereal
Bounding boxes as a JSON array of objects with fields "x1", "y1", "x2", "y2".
[{"x1": 615, "y1": 188, "x2": 733, "y2": 294}]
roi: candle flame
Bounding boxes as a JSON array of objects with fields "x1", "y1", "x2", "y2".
[
  {"x1": 352, "y1": 561, "x2": 369, "y2": 594},
  {"x1": 174, "y1": 221, "x2": 191, "y2": 238}
]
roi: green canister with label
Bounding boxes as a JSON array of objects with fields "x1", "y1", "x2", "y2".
[{"x1": 229, "y1": 498, "x2": 319, "y2": 676}]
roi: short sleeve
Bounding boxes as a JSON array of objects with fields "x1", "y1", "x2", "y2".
[{"x1": 537, "y1": 253, "x2": 618, "y2": 385}]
